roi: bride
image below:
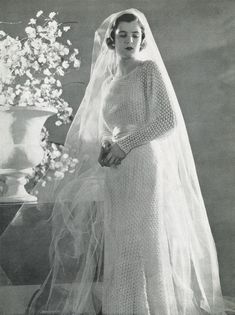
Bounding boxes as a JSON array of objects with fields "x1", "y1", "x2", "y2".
[{"x1": 28, "y1": 8, "x2": 227, "y2": 315}]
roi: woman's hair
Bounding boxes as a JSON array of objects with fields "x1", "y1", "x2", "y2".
[{"x1": 106, "y1": 13, "x2": 146, "y2": 50}]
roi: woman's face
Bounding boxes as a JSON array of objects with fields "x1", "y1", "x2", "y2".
[{"x1": 114, "y1": 20, "x2": 142, "y2": 59}]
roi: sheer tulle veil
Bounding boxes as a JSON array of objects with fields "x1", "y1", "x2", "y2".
[{"x1": 4, "y1": 7, "x2": 235, "y2": 315}]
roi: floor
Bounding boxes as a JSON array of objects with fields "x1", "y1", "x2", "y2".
[{"x1": 0, "y1": 202, "x2": 235, "y2": 314}]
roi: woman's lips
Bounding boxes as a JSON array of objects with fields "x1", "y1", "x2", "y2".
[{"x1": 125, "y1": 47, "x2": 133, "y2": 50}]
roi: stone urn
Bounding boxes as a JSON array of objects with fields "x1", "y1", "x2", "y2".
[{"x1": 0, "y1": 106, "x2": 56, "y2": 202}]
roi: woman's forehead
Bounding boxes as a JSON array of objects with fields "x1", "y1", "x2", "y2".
[{"x1": 116, "y1": 21, "x2": 141, "y2": 33}]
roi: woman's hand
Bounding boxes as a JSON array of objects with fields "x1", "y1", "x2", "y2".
[
  {"x1": 98, "y1": 140, "x2": 112, "y2": 167},
  {"x1": 101, "y1": 143, "x2": 126, "y2": 167}
]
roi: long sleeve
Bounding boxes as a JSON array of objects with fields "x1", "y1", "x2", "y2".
[
  {"x1": 116, "y1": 61, "x2": 176, "y2": 154},
  {"x1": 100, "y1": 118, "x2": 112, "y2": 145}
]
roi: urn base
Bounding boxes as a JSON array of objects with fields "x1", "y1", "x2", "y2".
[{"x1": 0, "y1": 169, "x2": 37, "y2": 203}]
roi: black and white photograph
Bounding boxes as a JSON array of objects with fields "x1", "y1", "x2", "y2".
[{"x1": 0, "y1": 0, "x2": 234, "y2": 314}]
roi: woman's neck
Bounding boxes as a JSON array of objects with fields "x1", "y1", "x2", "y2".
[{"x1": 116, "y1": 57, "x2": 142, "y2": 76}]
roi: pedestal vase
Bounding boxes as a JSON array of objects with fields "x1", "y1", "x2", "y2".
[{"x1": 0, "y1": 106, "x2": 56, "y2": 202}]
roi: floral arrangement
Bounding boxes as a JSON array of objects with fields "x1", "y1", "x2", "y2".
[
  {"x1": 25, "y1": 127, "x2": 78, "y2": 193},
  {"x1": 0, "y1": 10, "x2": 80, "y2": 124},
  {"x1": 0, "y1": 11, "x2": 81, "y2": 196}
]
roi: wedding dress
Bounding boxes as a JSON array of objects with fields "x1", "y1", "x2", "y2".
[{"x1": 23, "y1": 8, "x2": 231, "y2": 315}]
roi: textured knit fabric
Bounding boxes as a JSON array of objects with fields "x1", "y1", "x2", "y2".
[
  {"x1": 100, "y1": 60, "x2": 202, "y2": 314},
  {"x1": 101, "y1": 60, "x2": 175, "y2": 153}
]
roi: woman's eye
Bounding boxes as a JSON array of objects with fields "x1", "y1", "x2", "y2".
[{"x1": 118, "y1": 33, "x2": 140, "y2": 39}]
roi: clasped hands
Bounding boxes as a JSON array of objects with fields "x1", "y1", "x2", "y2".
[{"x1": 98, "y1": 140, "x2": 126, "y2": 167}]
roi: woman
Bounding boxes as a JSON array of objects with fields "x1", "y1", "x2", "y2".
[{"x1": 28, "y1": 8, "x2": 227, "y2": 315}]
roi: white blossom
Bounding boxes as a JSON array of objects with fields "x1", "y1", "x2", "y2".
[
  {"x1": 37, "y1": 25, "x2": 43, "y2": 33},
  {"x1": 48, "y1": 21, "x2": 58, "y2": 33},
  {"x1": 29, "y1": 18, "x2": 36, "y2": 25},
  {"x1": 66, "y1": 107, "x2": 73, "y2": 115},
  {"x1": 51, "y1": 149, "x2": 61, "y2": 158},
  {"x1": 0, "y1": 31, "x2": 6, "y2": 37},
  {"x1": 62, "y1": 61, "x2": 69, "y2": 69},
  {"x1": 59, "y1": 47, "x2": 69, "y2": 56},
  {"x1": 54, "y1": 171, "x2": 64, "y2": 179},
  {"x1": 0, "y1": 63, "x2": 11, "y2": 83},
  {"x1": 55, "y1": 161, "x2": 63, "y2": 168},
  {"x1": 44, "y1": 77, "x2": 50, "y2": 84},
  {"x1": 25, "y1": 79, "x2": 31, "y2": 86},
  {"x1": 63, "y1": 26, "x2": 71, "y2": 32},
  {"x1": 74, "y1": 59, "x2": 81, "y2": 68},
  {"x1": 31, "y1": 39, "x2": 41, "y2": 49},
  {"x1": 38, "y1": 55, "x2": 46, "y2": 64},
  {"x1": 19, "y1": 90, "x2": 32, "y2": 102},
  {"x1": 62, "y1": 153, "x2": 69, "y2": 159},
  {"x1": 22, "y1": 42, "x2": 31, "y2": 54},
  {"x1": 20, "y1": 56, "x2": 28, "y2": 68},
  {"x1": 34, "y1": 89, "x2": 42, "y2": 98},
  {"x1": 51, "y1": 89, "x2": 62, "y2": 98},
  {"x1": 56, "y1": 80, "x2": 62, "y2": 87},
  {"x1": 26, "y1": 70, "x2": 33, "y2": 79},
  {"x1": 36, "y1": 10, "x2": 43, "y2": 17},
  {"x1": 41, "y1": 181, "x2": 46, "y2": 187},
  {"x1": 32, "y1": 61, "x2": 40, "y2": 71},
  {"x1": 43, "y1": 68, "x2": 51, "y2": 76},
  {"x1": 69, "y1": 54, "x2": 75, "y2": 62},
  {"x1": 55, "y1": 120, "x2": 63, "y2": 126},
  {"x1": 49, "y1": 12, "x2": 57, "y2": 19},
  {"x1": 15, "y1": 89, "x2": 21, "y2": 96},
  {"x1": 57, "y1": 67, "x2": 64, "y2": 76},
  {"x1": 67, "y1": 40, "x2": 72, "y2": 46},
  {"x1": 25, "y1": 26, "x2": 36, "y2": 38},
  {"x1": 49, "y1": 77, "x2": 56, "y2": 84}
]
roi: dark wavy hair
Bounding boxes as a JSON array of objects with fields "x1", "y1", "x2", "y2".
[{"x1": 106, "y1": 13, "x2": 146, "y2": 50}]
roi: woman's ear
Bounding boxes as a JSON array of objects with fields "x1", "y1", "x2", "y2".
[
  {"x1": 106, "y1": 37, "x2": 115, "y2": 50},
  {"x1": 140, "y1": 39, "x2": 147, "y2": 51}
]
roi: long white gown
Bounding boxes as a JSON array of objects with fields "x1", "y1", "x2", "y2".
[
  {"x1": 28, "y1": 59, "x2": 226, "y2": 315},
  {"x1": 99, "y1": 60, "x2": 224, "y2": 314}
]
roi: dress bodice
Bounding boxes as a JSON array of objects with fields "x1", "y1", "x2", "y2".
[{"x1": 100, "y1": 60, "x2": 175, "y2": 154}]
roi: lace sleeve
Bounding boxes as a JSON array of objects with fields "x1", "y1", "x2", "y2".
[{"x1": 116, "y1": 61, "x2": 176, "y2": 154}]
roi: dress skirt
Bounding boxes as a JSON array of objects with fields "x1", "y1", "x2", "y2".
[{"x1": 101, "y1": 141, "x2": 215, "y2": 315}]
